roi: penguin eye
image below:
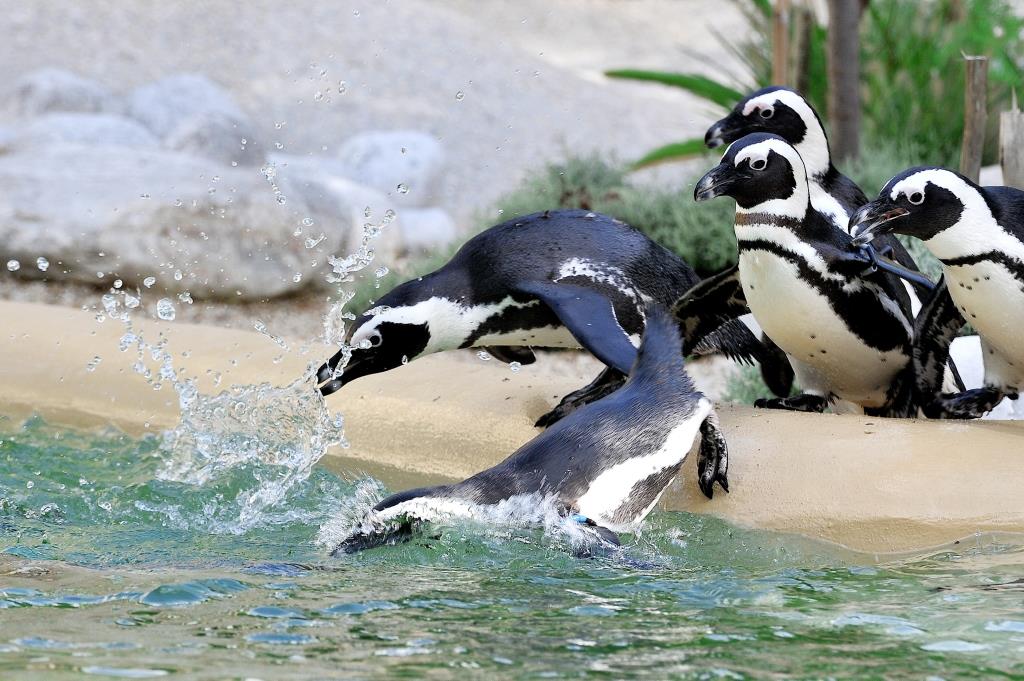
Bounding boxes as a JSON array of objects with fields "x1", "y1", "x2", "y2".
[
  {"x1": 907, "y1": 191, "x2": 924, "y2": 205},
  {"x1": 368, "y1": 332, "x2": 383, "y2": 348},
  {"x1": 759, "y1": 107, "x2": 774, "y2": 119},
  {"x1": 750, "y1": 158, "x2": 767, "y2": 171}
]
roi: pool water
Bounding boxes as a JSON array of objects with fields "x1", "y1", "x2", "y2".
[{"x1": 1, "y1": 414, "x2": 1023, "y2": 679}]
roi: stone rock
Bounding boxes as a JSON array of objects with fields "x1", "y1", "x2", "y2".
[
  {"x1": 15, "y1": 113, "x2": 159, "y2": 150},
  {"x1": 126, "y1": 73, "x2": 246, "y2": 138},
  {"x1": 335, "y1": 130, "x2": 444, "y2": 208},
  {"x1": 164, "y1": 110, "x2": 266, "y2": 166},
  {"x1": 8, "y1": 68, "x2": 116, "y2": 117},
  {"x1": 398, "y1": 207, "x2": 457, "y2": 252},
  {"x1": 270, "y1": 153, "x2": 405, "y2": 271},
  {"x1": 0, "y1": 145, "x2": 364, "y2": 300}
]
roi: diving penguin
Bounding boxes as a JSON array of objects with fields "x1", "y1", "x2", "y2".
[
  {"x1": 316, "y1": 209, "x2": 787, "y2": 425},
  {"x1": 677, "y1": 133, "x2": 916, "y2": 416},
  {"x1": 851, "y1": 167, "x2": 1024, "y2": 418},
  {"x1": 331, "y1": 307, "x2": 729, "y2": 554},
  {"x1": 704, "y1": 85, "x2": 925, "y2": 311}
]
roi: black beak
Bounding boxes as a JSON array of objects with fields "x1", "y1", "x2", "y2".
[
  {"x1": 705, "y1": 122, "x2": 727, "y2": 149},
  {"x1": 316, "y1": 350, "x2": 375, "y2": 396},
  {"x1": 694, "y1": 163, "x2": 736, "y2": 202},
  {"x1": 704, "y1": 111, "x2": 744, "y2": 149},
  {"x1": 849, "y1": 199, "x2": 910, "y2": 246}
]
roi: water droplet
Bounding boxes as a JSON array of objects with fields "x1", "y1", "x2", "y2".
[
  {"x1": 476, "y1": 350, "x2": 492, "y2": 361},
  {"x1": 143, "y1": 276, "x2": 156, "y2": 288},
  {"x1": 301, "y1": 217, "x2": 314, "y2": 227},
  {"x1": 140, "y1": 193, "x2": 151, "y2": 199},
  {"x1": 401, "y1": 355, "x2": 409, "y2": 365},
  {"x1": 375, "y1": 266, "x2": 389, "y2": 278},
  {"x1": 338, "y1": 81, "x2": 347, "y2": 94},
  {"x1": 292, "y1": 273, "x2": 302, "y2": 283},
  {"x1": 304, "y1": 233, "x2": 326, "y2": 249},
  {"x1": 85, "y1": 356, "x2": 102, "y2": 372},
  {"x1": 276, "y1": 195, "x2": 287, "y2": 205},
  {"x1": 173, "y1": 270, "x2": 183, "y2": 281},
  {"x1": 383, "y1": 208, "x2": 396, "y2": 224},
  {"x1": 26, "y1": 480, "x2": 34, "y2": 489},
  {"x1": 178, "y1": 291, "x2": 193, "y2": 304},
  {"x1": 156, "y1": 298, "x2": 176, "y2": 321},
  {"x1": 35, "y1": 257, "x2": 49, "y2": 272},
  {"x1": 113, "y1": 279, "x2": 122, "y2": 288},
  {"x1": 455, "y1": 91, "x2": 465, "y2": 101},
  {"x1": 314, "y1": 90, "x2": 325, "y2": 102},
  {"x1": 124, "y1": 294, "x2": 140, "y2": 309},
  {"x1": 396, "y1": 183, "x2": 409, "y2": 194},
  {"x1": 6, "y1": 260, "x2": 20, "y2": 272},
  {"x1": 352, "y1": 8, "x2": 360, "y2": 16},
  {"x1": 509, "y1": 361, "x2": 522, "y2": 373}
]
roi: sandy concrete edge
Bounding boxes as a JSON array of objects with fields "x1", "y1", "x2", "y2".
[{"x1": 2, "y1": 300, "x2": 1023, "y2": 554}]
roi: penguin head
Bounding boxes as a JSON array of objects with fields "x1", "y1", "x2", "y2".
[
  {"x1": 705, "y1": 87, "x2": 830, "y2": 176},
  {"x1": 317, "y1": 278, "x2": 447, "y2": 395},
  {"x1": 694, "y1": 133, "x2": 810, "y2": 215},
  {"x1": 850, "y1": 167, "x2": 973, "y2": 246}
]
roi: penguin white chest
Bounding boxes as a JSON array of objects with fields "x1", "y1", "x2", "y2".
[
  {"x1": 945, "y1": 262, "x2": 1024, "y2": 388},
  {"x1": 738, "y1": 249, "x2": 906, "y2": 406}
]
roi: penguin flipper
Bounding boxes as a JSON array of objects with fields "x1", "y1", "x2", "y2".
[
  {"x1": 913, "y1": 278, "x2": 967, "y2": 408},
  {"x1": 697, "y1": 410, "x2": 729, "y2": 499},
  {"x1": 672, "y1": 265, "x2": 748, "y2": 350},
  {"x1": 515, "y1": 281, "x2": 638, "y2": 375}
]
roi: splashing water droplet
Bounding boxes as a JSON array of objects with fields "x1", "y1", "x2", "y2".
[
  {"x1": 476, "y1": 350, "x2": 492, "y2": 361},
  {"x1": 305, "y1": 233, "x2": 327, "y2": 249},
  {"x1": 36, "y1": 257, "x2": 49, "y2": 272},
  {"x1": 156, "y1": 298, "x2": 176, "y2": 321},
  {"x1": 292, "y1": 272, "x2": 303, "y2": 283},
  {"x1": 509, "y1": 361, "x2": 522, "y2": 373},
  {"x1": 375, "y1": 266, "x2": 389, "y2": 278},
  {"x1": 173, "y1": 270, "x2": 183, "y2": 282},
  {"x1": 455, "y1": 91, "x2": 465, "y2": 101},
  {"x1": 178, "y1": 291, "x2": 193, "y2": 304},
  {"x1": 143, "y1": 276, "x2": 156, "y2": 288},
  {"x1": 314, "y1": 91, "x2": 325, "y2": 102},
  {"x1": 113, "y1": 279, "x2": 122, "y2": 289},
  {"x1": 401, "y1": 355, "x2": 409, "y2": 365},
  {"x1": 338, "y1": 81, "x2": 348, "y2": 94},
  {"x1": 396, "y1": 183, "x2": 409, "y2": 194},
  {"x1": 301, "y1": 217, "x2": 314, "y2": 227},
  {"x1": 6, "y1": 260, "x2": 20, "y2": 272},
  {"x1": 85, "y1": 356, "x2": 102, "y2": 372}
]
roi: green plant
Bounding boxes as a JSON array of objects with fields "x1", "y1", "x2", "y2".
[
  {"x1": 722, "y1": 363, "x2": 773, "y2": 404},
  {"x1": 490, "y1": 155, "x2": 737, "y2": 277},
  {"x1": 607, "y1": 0, "x2": 1024, "y2": 168}
]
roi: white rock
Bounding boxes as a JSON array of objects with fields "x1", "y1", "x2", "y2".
[
  {"x1": 335, "y1": 130, "x2": 444, "y2": 208},
  {"x1": 164, "y1": 110, "x2": 266, "y2": 166},
  {"x1": 15, "y1": 113, "x2": 158, "y2": 150},
  {"x1": 126, "y1": 73, "x2": 246, "y2": 138},
  {"x1": 272, "y1": 154, "x2": 405, "y2": 272},
  {"x1": 398, "y1": 207, "x2": 457, "y2": 252},
  {"x1": 0, "y1": 145, "x2": 351, "y2": 300},
  {"x1": 7, "y1": 68, "x2": 116, "y2": 117}
]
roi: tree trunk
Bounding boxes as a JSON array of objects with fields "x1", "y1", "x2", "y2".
[
  {"x1": 772, "y1": 0, "x2": 792, "y2": 85},
  {"x1": 960, "y1": 55, "x2": 988, "y2": 183},
  {"x1": 827, "y1": 0, "x2": 862, "y2": 162},
  {"x1": 1001, "y1": 91, "x2": 1024, "y2": 189}
]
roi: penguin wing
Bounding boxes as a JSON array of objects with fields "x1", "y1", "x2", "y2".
[
  {"x1": 483, "y1": 346, "x2": 537, "y2": 366},
  {"x1": 672, "y1": 265, "x2": 748, "y2": 349},
  {"x1": 913, "y1": 278, "x2": 966, "y2": 404},
  {"x1": 515, "y1": 281, "x2": 638, "y2": 375}
]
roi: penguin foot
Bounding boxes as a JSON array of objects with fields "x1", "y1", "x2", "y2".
[
  {"x1": 922, "y1": 387, "x2": 1009, "y2": 420},
  {"x1": 535, "y1": 368, "x2": 626, "y2": 428},
  {"x1": 697, "y1": 411, "x2": 729, "y2": 499},
  {"x1": 754, "y1": 393, "x2": 828, "y2": 413}
]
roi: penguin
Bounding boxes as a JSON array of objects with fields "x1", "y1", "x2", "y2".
[
  {"x1": 316, "y1": 209, "x2": 788, "y2": 425},
  {"x1": 704, "y1": 85, "x2": 925, "y2": 313},
  {"x1": 677, "y1": 133, "x2": 916, "y2": 416},
  {"x1": 331, "y1": 307, "x2": 729, "y2": 555},
  {"x1": 850, "y1": 167, "x2": 1024, "y2": 418}
]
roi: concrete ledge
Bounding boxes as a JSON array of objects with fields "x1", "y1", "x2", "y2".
[{"x1": 2, "y1": 300, "x2": 1023, "y2": 554}]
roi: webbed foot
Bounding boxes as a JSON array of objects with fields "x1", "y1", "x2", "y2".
[
  {"x1": 535, "y1": 368, "x2": 626, "y2": 428},
  {"x1": 697, "y1": 411, "x2": 729, "y2": 499},
  {"x1": 754, "y1": 393, "x2": 828, "y2": 413},
  {"x1": 922, "y1": 387, "x2": 1011, "y2": 419}
]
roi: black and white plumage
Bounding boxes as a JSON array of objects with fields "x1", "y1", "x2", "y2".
[
  {"x1": 851, "y1": 167, "x2": 1024, "y2": 418},
  {"x1": 679, "y1": 133, "x2": 916, "y2": 416},
  {"x1": 316, "y1": 209, "x2": 785, "y2": 425},
  {"x1": 705, "y1": 86, "x2": 924, "y2": 312},
  {"x1": 331, "y1": 308, "x2": 728, "y2": 554}
]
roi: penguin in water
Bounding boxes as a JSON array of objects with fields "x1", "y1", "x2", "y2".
[
  {"x1": 316, "y1": 209, "x2": 788, "y2": 425},
  {"x1": 331, "y1": 307, "x2": 729, "y2": 555},
  {"x1": 704, "y1": 86, "x2": 925, "y2": 312},
  {"x1": 677, "y1": 133, "x2": 916, "y2": 416},
  {"x1": 851, "y1": 167, "x2": 1024, "y2": 418}
]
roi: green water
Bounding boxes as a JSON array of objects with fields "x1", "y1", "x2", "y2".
[{"x1": 1, "y1": 415, "x2": 1023, "y2": 680}]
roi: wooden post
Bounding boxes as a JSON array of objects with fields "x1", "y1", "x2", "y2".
[
  {"x1": 959, "y1": 55, "x2": 988, "y2": 184},
  {"x1": 1001, "y1": 90, "x2": 1024, "y2": 189},
  {"x1": 827, "y1": 0, "x2": 862, "y2": 161},
  {"x1": 773, "y1": 0, "x2": 792, "y2": 85}
]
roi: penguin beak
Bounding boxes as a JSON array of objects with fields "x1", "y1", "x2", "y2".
[
  {"x1": 704, "y1": 111, "x2": 744, "y2": 149},
  {"x1": 694, "y1": 164, "x2": 736, "y2": 202},
  {"x1": 849, "y1": 199, "x2": 910, "y2": 246},
  {"x1": 316, "y1": 350, "x2": 376, "y2": 396}
]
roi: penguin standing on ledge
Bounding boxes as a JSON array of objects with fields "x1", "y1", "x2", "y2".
[
  {"x1": 704, "y1": 86, "x2": 925, "y2": 312},
  {"x1": 678, "y1": 133, "x2": 916, "y2": 416},
  {"x1": 316, "y1": 209, "x2": 786, "y2": 425},
  {"x1": 851, "y1": 167, "x2": 1024, "y2": 418},
  {"x1": 331, "y1": 308, "x2": 729, "y2": 555}
]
